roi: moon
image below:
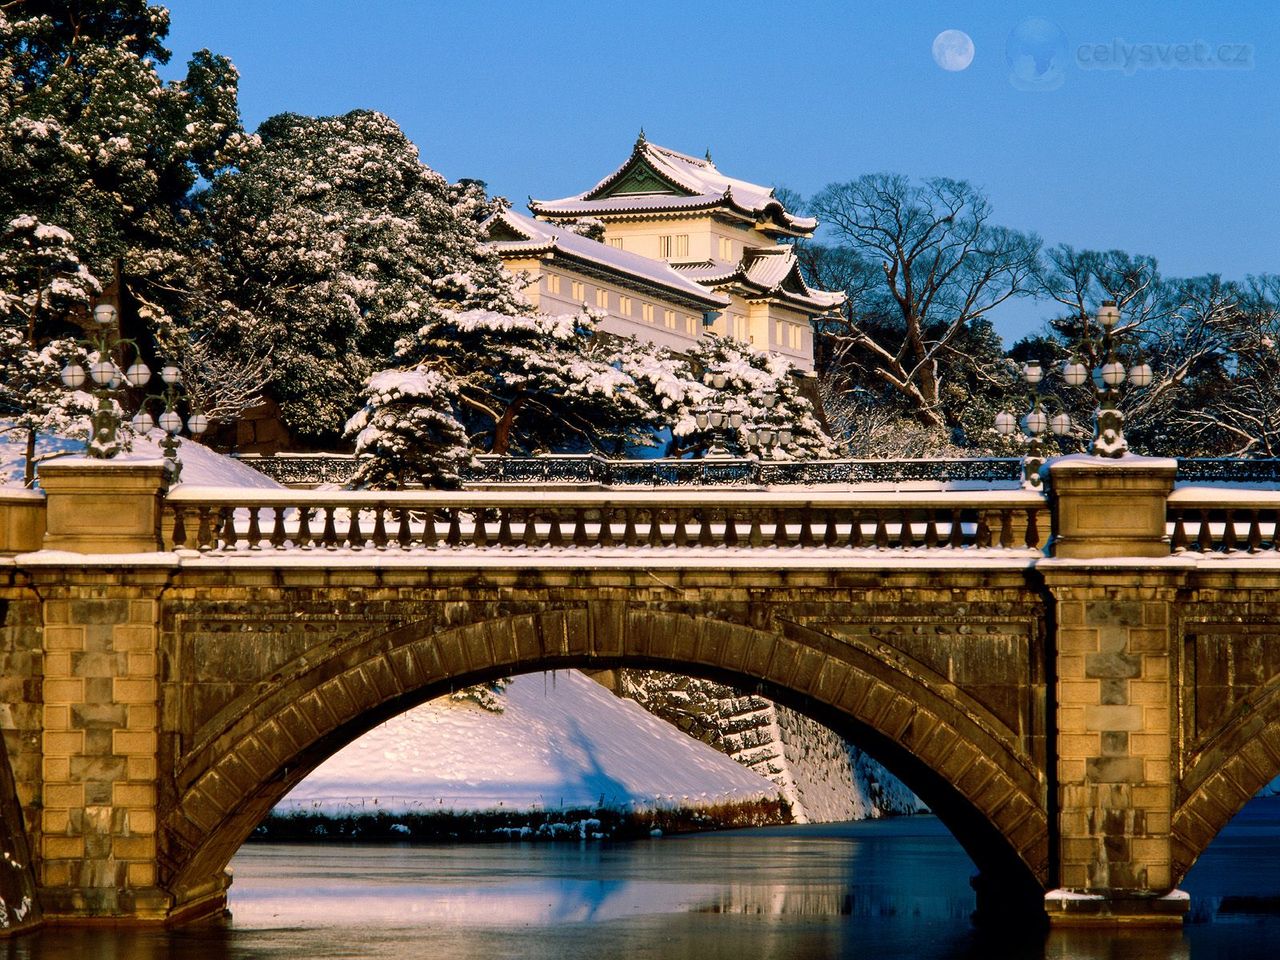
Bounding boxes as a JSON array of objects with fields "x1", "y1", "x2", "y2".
[{"x1": 932, "y1": 29, "x2": 975, "y2": 71}]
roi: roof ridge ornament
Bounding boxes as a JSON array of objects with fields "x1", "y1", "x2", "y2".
[{"x1": 636, "y1": 127, "x2": 647, "y2": 146}]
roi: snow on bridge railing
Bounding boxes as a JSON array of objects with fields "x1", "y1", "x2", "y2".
[
  {"x1": 1169, "y1": 486, "x2": 1280, "y2": 554},
  {"x1": 163, "y1": 488, "x2": 1049, "y2": 554}
]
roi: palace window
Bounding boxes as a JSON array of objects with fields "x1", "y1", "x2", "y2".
[
  {"x1": 663, "y1": 309, "x2": 676, "y2": 329},
  {"x1": 620, "y1": 296, "x2": 632, "y2": 316},
  {"x1": 595, "y1": 288, "x2": 609, "y2": 309},
  {"x1": 658, "y1": 234, "x2": 689, "y2": 258},
  {"x1": 642, "y1": 303, "x2": 655, "y2": 323},
  {"x1": 545, "y1": 274, "x2": 561, "y2": 294},
  {"x1": 571, "y1": 280, "x2": 584, "y2": 302},
  {"x1": 718, "y1": 236, "x2": 734, "y2": 261},
  {"x1": 608, "y1": 237, "x2": 624, "y2": 249},
  {"x1": 685, "y1": 315, "x2": 697, "y2": 335}
]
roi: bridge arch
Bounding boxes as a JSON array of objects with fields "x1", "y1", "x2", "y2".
[
  {"x1": 159, "y1": 606, "x2": 1050, "y2": 917},
  {"x1": 1173, "y1": 672, "x2": 1280, "y2": 882}
]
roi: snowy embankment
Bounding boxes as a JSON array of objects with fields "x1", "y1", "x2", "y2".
[
  {"x1": 1, "y1": 428, "x2": 282, "y2": 489},
  {"x1": 279, "y1": 670, "x2": 780, "y2": 816}
]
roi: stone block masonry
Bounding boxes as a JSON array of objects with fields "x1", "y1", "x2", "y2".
[
  {"x1": 28, "y1": 568, "x2": 173, "y2": 920},
  {"x1": 1044, "y1": 570, "x2": 1185, "y2": 922},
  {"x1": 5, "y1": 455, "x2": 1280, "y2": 932}
]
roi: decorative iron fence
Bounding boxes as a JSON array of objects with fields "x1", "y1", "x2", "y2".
[
  {"x1": 165, "y1": 488, "x2": 1049, "y2": 555},
  {"x1": 1175, "y1": 459, "x2": 1280, "y2": 484},
  {"x1": 233, "y1": 453, "x2": 1027, "y2": 489},
  {"x1": 233, "y1": 453, "x2": 1280, "y2": 490}
]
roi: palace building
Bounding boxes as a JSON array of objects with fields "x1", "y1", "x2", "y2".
[
  {"x1": 486, "y1": 132, "x2": 844, "y2": 372},
  {"x1": 482, "y1": 207, "x2": 730, "y2": 354}
]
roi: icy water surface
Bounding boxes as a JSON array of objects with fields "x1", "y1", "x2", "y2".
[{"x1": 6, "y1": 803, "x2": 1280, "y2": 959}]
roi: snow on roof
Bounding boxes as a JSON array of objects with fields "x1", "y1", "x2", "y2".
[
  {"x1": 484, "y1": 208, "x2": 729, "y2": 309},
  {"x1": 530, "y1": 136, "x2": 818, "y2": 236},
  {"x1": 675, "y1": 246, "x2": 845, "y2": 313}
]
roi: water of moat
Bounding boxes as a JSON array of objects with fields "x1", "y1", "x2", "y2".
[{"x1": 7, "y1": 799, "x2": 1280, "y2": 960}]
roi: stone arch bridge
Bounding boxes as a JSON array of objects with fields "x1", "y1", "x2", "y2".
[{"x1": 2, "y1": 455, "x2": 1280, "y2": 933}]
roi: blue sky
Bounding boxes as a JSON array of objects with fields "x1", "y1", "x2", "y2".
[{"x1": 160, "y1": 1, "x2": 1278, "y2": 342}]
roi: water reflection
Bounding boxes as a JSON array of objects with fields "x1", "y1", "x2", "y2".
[{"x1": 5, "y1": 807, "x2": 1280, "y2": 959}]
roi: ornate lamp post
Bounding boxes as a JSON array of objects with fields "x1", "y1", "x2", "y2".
[
  {"x1": 59, "y1": 302, "x2": 207, "y2": 477},
  {"x1": 745, "y1": 395, "x2": 792, "y2": 458},
  {"x1": 694, "y1": 373, "x2": 792, "y2": 459},
  {"x1": 996, "y1": 300, "x2": 1153, "y2": 483},
  {"x1": 995, "y1": 361, "x2": 1071, "y2": 487},
  {"x1": 693, "y1": 372, "x2": 742, "y2": 459},
  {"x1": 1063, "y1": 300, "x2": 1153, "y2": 458}
]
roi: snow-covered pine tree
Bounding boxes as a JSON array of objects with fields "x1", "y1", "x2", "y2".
[
  {"x1": 0, "y1": 216, "x2": 99, "y2": 484},
  {"x1": 661, "y1": 334, "x2": 837, "y2": 460},
  {"x1": 0, "y1": 2, "x2": 250, "y2": 468},
  {"x1": 347, "y1": 307, "x2": 661, "y2": 488},
  {"x1": 610, "y1": 336, "x2": 713, "y2": 446},
  {"x1": 345, "y1": 366, "x2": 471, "y2": 489},
  {"x1": 196, "y1": 110, "x2": 525, "y2": 445},
  {"x1": 0, "y1": 2, "x2": 248, "y2": 333}
]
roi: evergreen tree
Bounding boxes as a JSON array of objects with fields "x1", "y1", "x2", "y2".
[
  {"x1": 0, "y1": 1, "x2": 247, "y2": 313},
  {"x1": 0, "y1": 1, "x2": 247, "y2": 468},
  {"x1": 197, "y1": 110, "x2": 525, "y2": 445},
  {"x1": 0, "y1": 216, "x2": 97, "y2": 482},
  {"x1": 347, "y1": 307, "x2": 662, "y2": 488},
  {"x1": 656, "y1": 335, "x2": 837, "y2": 460}
]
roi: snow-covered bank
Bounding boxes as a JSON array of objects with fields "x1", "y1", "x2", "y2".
[
  {"x1": 1, "y1": 427, "x2": 282, "y2": 489},
  {"x1": 280, "y1": 670, "x2": 781, "y2": 816}
]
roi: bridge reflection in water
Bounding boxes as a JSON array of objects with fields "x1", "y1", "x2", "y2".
[{"x1": 12, "y1": 810, "x2": 1280, "y2": 960}]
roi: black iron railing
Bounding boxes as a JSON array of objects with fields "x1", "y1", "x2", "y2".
[{"x1": 233, "y1": 453, "x2": 1027, "y2": 489}]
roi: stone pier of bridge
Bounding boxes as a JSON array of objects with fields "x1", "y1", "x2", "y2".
[{"x1": 2, "y1": 453, "x2": 1279, "y2": 933}]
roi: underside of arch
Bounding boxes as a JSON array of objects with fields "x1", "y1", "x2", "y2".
[
  {"x1": 159, "y1": 607, "x2": 1050, "y2": 909},
  {"x1": 1172, "y1": 673, "x2": 1280, "y2": 881}
]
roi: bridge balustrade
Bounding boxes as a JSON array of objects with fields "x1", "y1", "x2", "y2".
[
  {"x1": 1168, "y1": 488, "x2": 1280, "y2": 553},
  {"x1": 164, "y1": 488, "x2": 1048, "y2": 554}
]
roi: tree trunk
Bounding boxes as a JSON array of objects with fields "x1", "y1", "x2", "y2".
[
  {"x1": 23, "y1": 429, "x2": 35, "y2": 488},
  {"x1": 491, "y1": 394, "x2": 527, "y2": 455},
  {"x1": 24, "y1": 271, "x2": 43, "y2": 488}
]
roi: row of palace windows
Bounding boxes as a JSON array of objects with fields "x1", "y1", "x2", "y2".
[
  {"x1": 717, "y1": 315, "x2": 806, "y2": 350},
  {"x1": 543, "y1": 274, "x2": 698, "y2": 335},
  {"x1": 775, "y1": 319, "x2": 805, "y2": 350},
  {"x1": 657, "y1": 234, "x2": 689, "y2": 258},
  {"x1": 601, "y1": 234, "x2": 739, "y2": 263},
  {"x1": 545, "y1": 274, "x2": 806, "y2": 348}
]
